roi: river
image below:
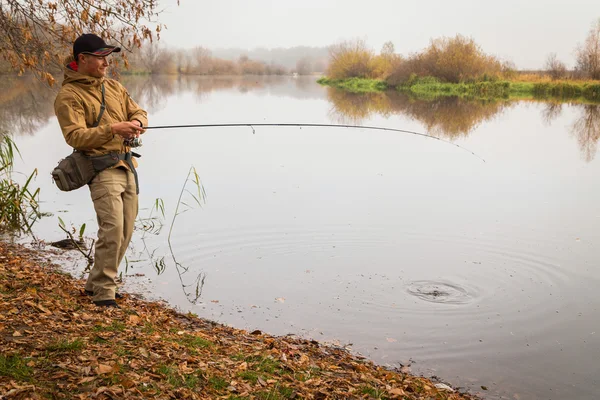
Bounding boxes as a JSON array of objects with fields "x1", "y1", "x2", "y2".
[{"x1": 4, "y1": 75, "x2": 600, "y2": 399}]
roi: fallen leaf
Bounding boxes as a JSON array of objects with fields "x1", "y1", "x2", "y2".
[
  {"x1": 12, "y1": 330, "x2": 22, "y2": 337},
  {"x1": 386, "y1": 337, "x2": 397, "y2": 343},
  {"x1": 434, "y1": 383, "x2": 454, "y2": 392},
  {"x1": 78, "y1": 377, "x2": 96, "y2": 384},
  {"x1": 128, "y1": 315, "x2": 140, "y2": 325},
  {"x1": 96, "y1": 364, "x2": 113, "y2": 375},
  {"x1": 275, "y1": 297, "x2": 285, "y2": 303}
]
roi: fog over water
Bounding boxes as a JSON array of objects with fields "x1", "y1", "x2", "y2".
[{"x1": 157, "y1": 0, "x2": 600, "y2": 69}]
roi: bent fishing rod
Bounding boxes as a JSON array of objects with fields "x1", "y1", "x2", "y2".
[{"x1": 142, "y1": 123, "x2": 485, "y2": 162}]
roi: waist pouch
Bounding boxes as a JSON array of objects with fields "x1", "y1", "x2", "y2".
[{"x1": 52, "y1": 151, "x2": 138, "y2": 192}]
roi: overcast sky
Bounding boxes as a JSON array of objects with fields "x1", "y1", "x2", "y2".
[{"x1": 157, "y1": 0, "x2": 600, "y2": 69}]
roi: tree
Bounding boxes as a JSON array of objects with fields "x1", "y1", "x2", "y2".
[
  {"x1": 0, "y1": 0, "x2": 170, "y2": 84},
  {"x1": 191, "y1": 46, "x2": 212, "y2": 74},
  {"x1": 381, "y1": 41, "x2": 395, "y2": 58},
  {"x1": 295, "y1": 57, "x2": 312, "y2": 75},
  {"x1": 545, "y1": 53, "x2": 568, "y2": 80},
  {"x1": 575, "y1": 18, "x2": 600, "y2": 80}
]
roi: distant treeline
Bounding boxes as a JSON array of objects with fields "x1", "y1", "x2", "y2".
[
  {"x1": 0, "y1": 43, "x2": 328, "y2": 76},
  {"x1": 324, "y1": 18, "x2": 600, "y2": 85},
  {"x1": 123, "y1": 44, "x2": 328, "y2": 76}
]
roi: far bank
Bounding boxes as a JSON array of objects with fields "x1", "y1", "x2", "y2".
[{"x1": 317, "y1": 77, "x2": 600, "y2": 103}]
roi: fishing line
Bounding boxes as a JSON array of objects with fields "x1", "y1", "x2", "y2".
[{"x1": 143, "y1": 123, "x2": 485, "y2": 162}]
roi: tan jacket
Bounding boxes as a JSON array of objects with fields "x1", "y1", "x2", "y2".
[{"x1": 54, "y1": 64, "x2": 148, "y2": 169}]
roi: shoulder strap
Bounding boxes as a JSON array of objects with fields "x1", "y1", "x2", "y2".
[{"x1": 92, "y1": 83, "x2": 106, "y2": 128}]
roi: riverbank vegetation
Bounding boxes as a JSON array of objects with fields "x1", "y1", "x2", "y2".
[
  {"x1": 0, "y1": 134, "x2": 41, "y2": 233},
  {"x1": 319, "y1": 18, "x2": 600, "y2": 101},
  {"x1": 0, "y1": 241, "x2": 477, "y2": 399}
]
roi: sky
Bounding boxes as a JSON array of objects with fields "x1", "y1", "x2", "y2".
[{"x1": 157, "y1": 0, "x2": 600, "y2": 70}]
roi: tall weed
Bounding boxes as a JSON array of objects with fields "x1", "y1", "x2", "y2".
[{"x1": 0, "y1": 134, "x2": 41, "y2": 233}]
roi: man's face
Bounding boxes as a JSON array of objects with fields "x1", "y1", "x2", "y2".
[{"x1": 78, "y1": 54, "x2": 109, "y2": 78}]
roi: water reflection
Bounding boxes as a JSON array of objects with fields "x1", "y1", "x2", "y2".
[
  {"x1": 541, "y1": 102, "x2": 600, "y2": 161},
  {"x1": 572, "y1": 105, "x2": 600, "y2": 162},
  {"x1": 2, "y1": 75, "x2": 600, "y2": 161},
  {"x1": 0, "y1": 76, "x2": 56, "y2": 135},
  {"x1": 327, "y1": 88, "x2": 512, "y2": 138}
]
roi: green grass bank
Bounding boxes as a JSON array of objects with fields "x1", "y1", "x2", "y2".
[
  {"x1": 316, "y1": 77, "x2": 389, "y2": 93},
  {"x1": 318, "y1": 76, "x2": 600, "y2": 102}
]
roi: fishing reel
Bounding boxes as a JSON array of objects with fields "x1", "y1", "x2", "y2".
[{"x1": 124, "y1": 137, "x2": 142, "y2": 148}]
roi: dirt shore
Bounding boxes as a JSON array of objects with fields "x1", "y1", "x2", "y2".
[{"x1": 0, "y1": 241, "x2": 476, "y2": 399}]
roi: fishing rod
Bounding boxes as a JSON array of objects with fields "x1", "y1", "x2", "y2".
[{"x1": 143, "y1": 123, "x2": 485, "y2": 162}]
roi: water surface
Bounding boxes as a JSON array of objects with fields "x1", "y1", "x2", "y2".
[{"x1": 5, "y1": 75, "x2": 600, "y2": 399}]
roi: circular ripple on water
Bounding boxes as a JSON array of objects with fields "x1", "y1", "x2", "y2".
[{"x1": 406, "y1": 280, "x2": 474, "y2": 304}]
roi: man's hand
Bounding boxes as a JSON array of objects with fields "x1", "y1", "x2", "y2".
[
  {"x1": 111, "y1": 121, "x2": 143, "y2": 139},
  {"x1": 131, "y1": 119, "x2": 147, "y2": 134}
]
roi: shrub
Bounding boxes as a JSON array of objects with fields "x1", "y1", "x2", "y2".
[
  {"x1": 326, "y1": 39, "x2": 375, "y2": 79},
  {"x1": 387, "y1": 35, "x2": 504, "y2": 84}
]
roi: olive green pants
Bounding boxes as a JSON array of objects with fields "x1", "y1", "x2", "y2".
[{"x1": 84, "y1": 168, "x2": 138, "y2": 301}]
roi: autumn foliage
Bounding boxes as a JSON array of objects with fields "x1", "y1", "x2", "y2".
[
  {"x1": 326, "y1": 39, "x2": 375, "y2": 79},
  {"x1": 0, "y1": 0, "x2": 166, "y2": 84},
  {"x1": 0, "y1": 241, "x2": 477, "y2": 399},
  {"x1": 327, "y1": 35, "x2": 508, "y2": 84}
]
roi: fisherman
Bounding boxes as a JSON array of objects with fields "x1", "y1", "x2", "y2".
[{"x1": 54, "y1": 33, "x2": 147, "y2": 308}]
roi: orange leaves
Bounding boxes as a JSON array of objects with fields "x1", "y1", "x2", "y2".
[
  {"x1": 1, "y1": 0, "x2": 167, "y2": 78},
  {"x1": 81, "y1": 9, "x2": 89, "y2": 23}
]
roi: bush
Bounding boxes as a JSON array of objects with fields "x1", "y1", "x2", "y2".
[
  {"x1": 387, "y1": 35, "x2": 504, "y2": 84},
  {"x1": 583, "y1": 83, "x2": 600, "y2": 100},
  {"x1": 545, "y1": 53, "x2": 568, "y2": 80},
  {"x1": 326, "y1": 39, "x2": 375, "y2": 79}
]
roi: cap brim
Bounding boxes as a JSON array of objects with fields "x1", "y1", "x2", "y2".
[{"x1": 90, "y1": 46, "x2": 121, "y2": 56}]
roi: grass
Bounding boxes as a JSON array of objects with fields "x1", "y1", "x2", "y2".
[
  {"x1": 0, "y1": 354, "x2": 33, "y2": 381},
  {"x1": 209, "y1": 375, "x2": 229, "y2": 390},
  {"x1": 244, "y1": 355, "x2": 284, "y2": 374},
  {"x1": 360, "y1": 384, "x2": 388, "y2": 399},
  {"x1": 317, "y1": 77, "x2": 389, "y2": 92},
  {"x1": 156, "y1": 364, "x2": 205, "y2": 389},
  {"x1": 255, "y1": 386, "x2": 295, "y2": 400},
  {"x1": 318, "y1": 76, "x2": 600, "y2": 103},
  {"x1": 238, "y1": 370, "x2": 260, "y2": 384},
  {"x1": 176, "y1": 334, "x2": 213, "y2": 350},
  {"x1": 93, "y1": 321, "x2": 126, "y2": 332},
  {"x1": 0, "y1": 134, "x2": 41, "y2": 233}
]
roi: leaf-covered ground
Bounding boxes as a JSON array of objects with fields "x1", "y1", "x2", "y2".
[{"x1": 0, "y1": 242, "x2": 477, "y2": 399}]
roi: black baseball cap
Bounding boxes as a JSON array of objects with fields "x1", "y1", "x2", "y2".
[{"x1": 73, "y1": 34, "x2": 121, "y2": 59}]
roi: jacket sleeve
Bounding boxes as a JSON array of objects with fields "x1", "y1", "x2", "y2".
[
  {"x1": 54, "y1": 92, "x2": 114, "y2": 151},
  {"x1": 122, "y1": 85, "x2": 148, "y2": 128}
]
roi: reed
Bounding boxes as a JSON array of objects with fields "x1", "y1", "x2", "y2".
[{"x1": 0, "y1": 134, "x2": 41, "y2": 233}]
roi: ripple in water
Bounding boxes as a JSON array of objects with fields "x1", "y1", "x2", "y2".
[{"x1": 406, "y1": 281, "x2": 474, "y2": 304}]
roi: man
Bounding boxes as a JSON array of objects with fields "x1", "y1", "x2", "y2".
[{"x1": 54, "y1": 33, "x2": 148, "y2": 308}]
